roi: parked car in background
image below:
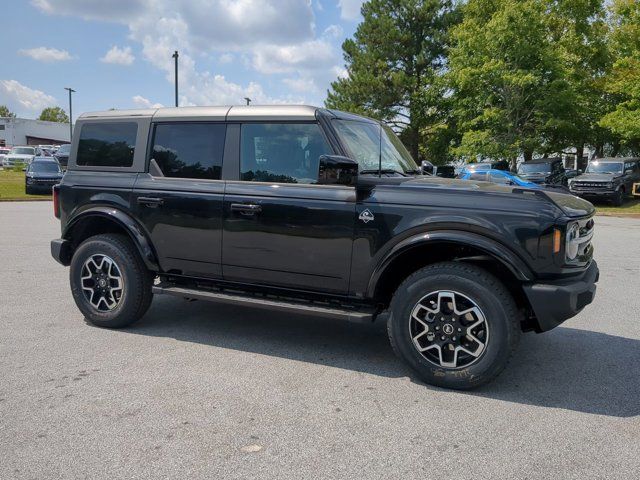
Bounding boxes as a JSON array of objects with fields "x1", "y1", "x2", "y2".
[
  {"x1": 25, "y1": 158, "x2": 64, "y2": 194},
  {"x1": 569, "y1": 158, "x2": 640, "y2": 206},
  {"x1": 465, "y1": 160, "x2": 510, "y2": 172},
  {"x1": 54, "y1": 144, "x2": 71, "y2": 167},
  {"x1": 434, "y1": 165, "x2": 456, "y2": 178},
  {"x1": 565, "y1": 168, "x2": 581, "y2": 180},
  {"x1": 458, "y1": 169, "x2": 542, "y2": 188},
  {"x1": 517, "y1": 158, "x2": 567, "y2": 186},
  {"x1": 2, "y1": 146, "x2": 37, "y2": 168},
  {"x1": 0, "y1": 147, "x2": 10, "y2": 166}
]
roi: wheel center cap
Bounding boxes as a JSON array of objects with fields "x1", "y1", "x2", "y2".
[
  {"x1": 98, "y1": 279, "x2": 107, "y2": 287},
  {"x1": 443, "y1": 323, "x2": 454, "y2": 335}
]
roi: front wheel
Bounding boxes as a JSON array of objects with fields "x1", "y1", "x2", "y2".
[
  {"x1": 612, "y1": 189, "x2": 624, "y2": 207},
  {"x1": 69, "y1": 234, "x2": 153, "y2": 328},
  {"x1": 387, "y1": 262, "x2": 521, "y2": 389}
]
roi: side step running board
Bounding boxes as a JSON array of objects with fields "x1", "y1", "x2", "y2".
[{"x1": 152, "y1": 284, "x2": 375, "y2": 323}]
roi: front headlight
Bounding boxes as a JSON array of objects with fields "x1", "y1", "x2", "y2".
[{"x1": 566, "y1": 222, "x2": 580, "y2": 260}]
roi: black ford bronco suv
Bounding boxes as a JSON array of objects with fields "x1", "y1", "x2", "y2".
[
  {"x1": 569, "y1": 157, "x2": 640, "y2": 206},
  {"x1": 50, "y1": 106, "x2": 599, "y2": 389}
]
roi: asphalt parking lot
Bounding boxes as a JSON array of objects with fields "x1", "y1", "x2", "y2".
[{"x1": 1, "y1": 201, "x2": 638, "y2": 479}]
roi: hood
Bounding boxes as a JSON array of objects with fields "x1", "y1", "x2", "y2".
[
  {"x1": 377, "y1": 175, "x2": 594, "y2": 218},
  {"x1": 571, "y1": 173, "x2": 619, "y2": 182},
  {"x1": 9, "y1": 154, "x2": 34, "y2": 160}
]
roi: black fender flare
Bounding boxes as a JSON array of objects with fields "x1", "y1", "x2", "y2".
[
  {"x1": 366, "y1": 230, "x2": 534, "y2": 298},
  {"x1": 63, "y1": 206, "x2": 159, "y2": 271}
]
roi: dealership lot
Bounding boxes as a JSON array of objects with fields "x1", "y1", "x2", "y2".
[{"x1": 0, "y1": 201, "x2": 638, "y2": 479}]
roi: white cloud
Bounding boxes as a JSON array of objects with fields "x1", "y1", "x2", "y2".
[
  {"x1": 132, "y1": 95, "x2": 163, "y2": 108},
  {"x1": 0, "y1": 80, "x2": 57, "y2": 114},
  {"x1": 252, "y1": 40, "x2": 336, "y2": 75},
  {"x1": 283, "y1": 77, "x2": 318, "y2": 93},
  {"x1": 18, "y1": 47, "x2": 73, "y2": 62},
  {"x1": 338, "y1": 0, "x2": 364, "y2": 21},
  {"x1": 219, "y1": 53, "x2": 234, "y2": 64},
  {"x1": 101, "y1": 46, "x2": 135, "y2": 65},
  {"x1": 31, "y1": 0, "x2": 347, "y2": 105},
  {"x1": 323, "y1": 24, "x2": 344, "y2": 39}
]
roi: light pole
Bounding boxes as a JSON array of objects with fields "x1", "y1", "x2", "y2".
[
  {"x1": 244, "y1": 97, "x2": 251, "y2": 106},
  {"x1": 64, "y1": 87, "x2": 75, "y2": 141},
  {"x1": 172, "y1": 51, "x2": 179, "y2": 107}
]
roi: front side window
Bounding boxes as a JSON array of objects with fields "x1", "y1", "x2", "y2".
[
  {"x1": 490, "y1": 171, "x2": 510, "y2": 184},
  {"x1": 332, "y1": 120, "x2": 418, "y2": 174},
  {"x1": 76, "y1": 122, "x2": 137, "y2": 167},
  {"x1": 241, "y1": 123, "x2": 330, "y2": 184},
  {"x1": 151, "y1": 123, "x2": 226, "y2": 180}
]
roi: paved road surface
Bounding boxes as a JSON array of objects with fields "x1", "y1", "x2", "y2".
[{"x1": 1, "y1": 202, "x2": 638, "y2": 479}]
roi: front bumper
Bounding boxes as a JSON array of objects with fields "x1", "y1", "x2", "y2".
[
  {"x1": 51, "y1": 238, "x2": 72, "y2": 266},
  {"x1": 523, "y1": 260, "x2": 599, "y2": 332}
]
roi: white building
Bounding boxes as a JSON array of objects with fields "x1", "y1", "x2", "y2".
[{"x1": 0, "y1": 117, "x2": 71, "y2": 147}]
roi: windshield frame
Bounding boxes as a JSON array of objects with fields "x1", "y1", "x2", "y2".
[{"x1": 331, "y1": 119, "x2": 419, "y2": 175}]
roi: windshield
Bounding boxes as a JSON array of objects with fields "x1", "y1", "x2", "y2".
[
  {"x1": 332, "y1": 120, "x2": 418, "y2": 174},
  {"x1": 57, "y1": 144, "x2": 70, "y2": 154},
  {"x1": 518, "y1": 163, "x2": 551, "y2": 174},
  {"x1": 586, "y1": 162, "x2": 623, "y2": 174},
  {"x1": 30, "y1": 162, "x2": 61, "y2": 173},
  {"x1": 11, "y1": 147, "x2": 35, "y2": 155}
]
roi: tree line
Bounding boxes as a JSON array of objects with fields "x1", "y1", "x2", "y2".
[
  {"x1": 326, "y1": 0, "x2": 640, "y2": 168},
  {"x1": 0, "y1": 105, "x2": 69, "y2": 123}
]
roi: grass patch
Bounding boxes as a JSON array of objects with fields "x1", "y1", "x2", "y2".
[
  {"x1": 594, "y1": 198, "x2": 640, "y2": 216},
  {"x1": 0, "y1": 169, "x2": 52, "y2": 201}
]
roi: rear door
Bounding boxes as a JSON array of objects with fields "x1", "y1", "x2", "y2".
[
  {"x1": 222, "y1": 122, "x2": 355, "y2": 294},
  {"x1": 132, "y1": 120, "x2": 228, "y2": 279}
]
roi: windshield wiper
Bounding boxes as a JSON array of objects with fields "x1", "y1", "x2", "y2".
[{"x1": 360, "y1": 169, "x2": 408, "y2": 176}]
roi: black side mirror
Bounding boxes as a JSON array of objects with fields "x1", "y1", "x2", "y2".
[
  {"x1": 421, "y1": 160, "x2": 434, "y2": 175},
  {"x1": 318, "y1": 155, "x2": 358, "y2": 185}
]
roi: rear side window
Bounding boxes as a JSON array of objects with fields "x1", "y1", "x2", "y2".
[
  {"x1": 150, "y1": 123, "x2": 226, "y2": 180},
  {"x1": 76, "y1": 122, "x2": 137, "y2": 167},
  {"x1": 240, "y1": 123, "x2": 330, "y2": 184}
]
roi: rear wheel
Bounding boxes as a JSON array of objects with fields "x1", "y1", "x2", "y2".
[
  {"x1": 70, "y1": 234, "x2": 153, "y2": 328},
  {"x1": 387, "y1": 262, "x2": 521, "y2": 389}
]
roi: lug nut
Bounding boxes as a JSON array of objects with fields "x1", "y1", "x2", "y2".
[
  {"x1": 441, "y1": 336, "x2": 446, "y2": 341},
  {"x1": 458, "y1": 328, "x2": 462, "y2": 332},
  {"x1": 452, "y1": 336, "x2": 457, "y2": 341},
  {"x1": 435, "y1": 326, "x2": 440, "y2": 331}
]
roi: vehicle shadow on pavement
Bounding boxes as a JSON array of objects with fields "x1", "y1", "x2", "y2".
[{"x1": 127, "y1": 297, "x2": 639, "y2": 418}]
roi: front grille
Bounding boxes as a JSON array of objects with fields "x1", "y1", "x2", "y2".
[{"x1": 571, "y1": 182, "x2": 609, "y2": 189}]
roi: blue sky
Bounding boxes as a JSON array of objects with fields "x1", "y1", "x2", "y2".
[{"x1": 0, "y1": 0, "x2": 364, "y2": 119}]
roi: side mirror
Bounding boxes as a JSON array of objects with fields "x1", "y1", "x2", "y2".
[
  {"x1": 421, "y1": 160, "x2": 434, "y2": 175},
  {"x1": 577, "y1": 169, "x2": 583, "y2": 175},
  {"x1": 318, "y1": 155, "x2": 358, "y2": 185}
]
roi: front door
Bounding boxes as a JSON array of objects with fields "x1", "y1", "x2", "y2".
[
  {"x1": 222, "y1": 122, "x2": 355, "y2": 294},
  {"x1": 133, "y1": 121, "x2": 227, "y2": 278}
]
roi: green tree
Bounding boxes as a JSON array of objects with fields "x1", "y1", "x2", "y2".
[
  {"x1": 448, "y1": 0, "x2": 573, "y2": 168},
  {"x1": 325, "y1": 0, "x2": 460, "y2": 163},
  {"x1": 0, "y1": 105, "x2": 16, "y2": 118},
  {"x1": 544, "y1": 0, "x2": 613, "y2": 161},
  {"x1": 599, "y1": 0, "x2": 640, "y2": 147},
  {"x1": 38, "y1": 106, "x2": 69, "y2": 123}
]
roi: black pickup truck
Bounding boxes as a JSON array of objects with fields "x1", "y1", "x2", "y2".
[{"x1": 50, "y1": 106, "x2": 598, "y2": 389}]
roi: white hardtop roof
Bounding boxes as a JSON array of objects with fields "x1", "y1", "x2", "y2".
[{"x1": 79, "y1": 105, "x2": 323, "y2": 122}]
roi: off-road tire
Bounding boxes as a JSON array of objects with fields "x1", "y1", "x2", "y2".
[
  {"x1": 612, "y1": 189, "x2": 624, "y2": 207},
  {"x1": 70, "y1": 234, "x2": 153, "y2": 328},
  {"x1": 387, "y1": 262, "x2": 521, "y2": 390}
]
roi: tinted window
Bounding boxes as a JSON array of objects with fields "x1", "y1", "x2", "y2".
[
  {"x1": 77, "y1": 122, "x2": 137, "y2": 167},
  {"x1": 241, "y1": 123, "x2": 330, "y2": 184},
  {"x1": 151, "y1": 123, "x2": 226, "y2": 180},
  {"x1": 490, "y1": 171, "x2": 510, "y2": 184},
  {"x1": 469, "y1": 172, "x2": 487, "y2": 181}
]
